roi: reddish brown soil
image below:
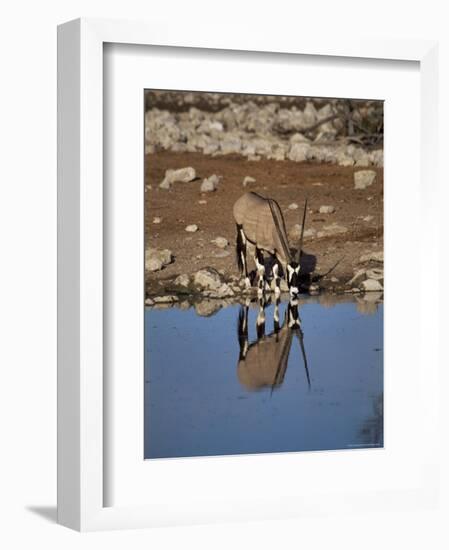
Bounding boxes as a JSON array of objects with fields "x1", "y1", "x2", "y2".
[{"x1": 145, "y1": 151, "x2": 383, "y2": 295}]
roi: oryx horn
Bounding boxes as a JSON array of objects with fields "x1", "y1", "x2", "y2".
[{"x1": 297, "y1": 197, "x2": 308, "y2": 263}]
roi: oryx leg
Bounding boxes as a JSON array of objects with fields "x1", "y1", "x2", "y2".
[
  {"x1": 256, "y1": 296, "x2": 266, "y2": 340},
  {"x1": 236, "y1": 224, "x2": 250, "y2": 288},
  {"x1": 272, "y1": 261, "x2": 282, "y2": 296},
  {"x1": 273, "y1": 294, "x2": 281, "y2": 334},
  {"x1": 254, "y1": 247, "x2": 267, "y2": 296},
  {"x1": 237, "y1": 304, "x2": 249, "y2": 360}
]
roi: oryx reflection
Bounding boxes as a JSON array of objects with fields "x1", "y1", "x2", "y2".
[{"x1": 237, "y1": 297, "x2": 310, "y2": 393}]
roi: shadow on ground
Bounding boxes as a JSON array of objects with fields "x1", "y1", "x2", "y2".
[{"x1": 26, "y1": 506, "x2": 57, "y2": 523}]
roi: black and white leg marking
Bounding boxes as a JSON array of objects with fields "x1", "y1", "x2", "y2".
[
  {"x1": 272, "y1": 261, "x2": 281, "y2": 296},
  {"x1": 273, "y1": 294, "x2": 280, "y2": 333},
  {"x1": 236, "y1": 224, "x2": 251, "y2": 288},
  {"x1": 254, "y1": 247, "x2": 266, "y2": 296},
  {"x1": 256, "y1": 297, "x2": 266, "y2": 339}
]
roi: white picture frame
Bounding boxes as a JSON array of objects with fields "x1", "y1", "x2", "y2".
[{"x1": 57, "y1": 17, "x2": 440, "y2": 531}]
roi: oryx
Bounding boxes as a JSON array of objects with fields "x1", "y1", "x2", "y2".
[
  {"x1": 237, "y1": 297, "x2": 310, "y2": 392},
  {"x1": 233, "y1": 192, "x2": 307, "y2": 298}
]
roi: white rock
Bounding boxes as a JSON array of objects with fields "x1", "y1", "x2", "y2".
[
  {"x1": 193, "y1": 268, "x2": 225, "y2": 291},
  {"x1": 361, "y1": 278, "x2": 383, "y2": 292},
  {"x1": 152, "y1": 217, "x2": 162, "y2": 224},
  {"x1": 317, "y1": 103, "x2": 333, "y2": 121},
  {"x1": 185, "y1": 224, "x2": 199, "y2": 233},
  {"x1": 303, "y1": 102, "x2": 318, "y2": 126},
  {"x1": 354, "y1": 170, "x2": 377, "y2": 190},
  {"x1": 159, "y1": 177, "x2": 172, "y2": 190},
  {"x1": 335, "y1": 150, "x2": 355, "y2": 166},
  {"x1": 220, "y1": 137, "x2": 241, "y2": 155},
  {"x1": 204, "y1": 283, "x2": 235, "y2": 299},
  {"x1": 347, "y1": 268, "x2": 367, "y2": 286},
  {"x1": 288, "y1": 203, "x2": 299, "y2": 210},
  {"x1": 288, "y1": 142, "x2": 310, "y2": 162},
  {"x1": 211, "y1": 237, "x2": 228, "y2": 249},
  {"x1": 355, "y1": 155, "x2": 371, "y2": 167},
  {"x1": 152, "y1": 295, "x2": 179, "y2": 304},
  {"x1": 146, "y1": 257, "x2": 163, "y2": 272},
  {"x1": 365, "y1": 268, "x2": 384, "y2": 281},
  {"x1": 198, "y1": 200, "x2": 207, "y2": 204},
  {"x1": 172, "y1": 167, "x2": 196, "y2": 182},
  {"x1": 195, "y1": 300, "x2": 222, "y2": 317},
  {"x1": 370, "y1": 149, "x2": 384, "y2": 167},
  {"x1": 242, "y1": 176, "x2": 256, "y2": 187},
  {"x1": 147, "y1": 248, "x2": 172, "y2": 266},
  {"x1": 200, "y1": 174, "x2": 220, "y2": 192},
  {"x1": 289, "y1": 132, "x2": 309, "y2": 144},
  {"x1": 359, "y1": 251, "x2": 384, "y2": 263},
  {"x1": 319, "y1": 205, "x2": 335, "y2": 214},
  {"x1": 363, "y1": 215, "x2": 374, "y2": 222},
  {"x1": 270, "y1": 147, "x2": 286, "y2": 161},
  {"x1": 173, "y1": 274, "x2": 190, "y2": 287},
  {"x1": 159, "y1": 166, "x2": 196, "y2": 189},
  {"x1": 145, "y1": 248, "x2": 173, "y2": 271}
]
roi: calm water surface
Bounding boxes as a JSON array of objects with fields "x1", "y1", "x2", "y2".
[{"x1": 144, "y1": 295, "x2": 383, "y2": 459}]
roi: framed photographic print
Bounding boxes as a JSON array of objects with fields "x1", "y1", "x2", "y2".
[
  {"x1": 58, "y1": 18, "x2": 441, "y2": 531},
  {"x1": 143, "y1": 88, "x2": 384, "y2": 461}
]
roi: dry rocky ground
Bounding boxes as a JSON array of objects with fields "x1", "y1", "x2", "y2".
[
  {"x1": 145, "y1": 152, "x2": 383, "y2": 301},
  {"x1": 144, "y1": 92, "x2": 383, "y2": 303}
]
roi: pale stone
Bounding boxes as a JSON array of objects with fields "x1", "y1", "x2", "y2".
[
  {"x1": 159, "y1": 166, "x2": 196, "y2": 189},
  {"x1": 200, "y1": 174, "x2": 220, "y2": 192},
  {"x1": 211, "y1": 237, "x2": 228, "y2": 249},
  {"x1": 288, "y1": 142, "x2": 310, "y2": 162},
  {"x1": 365, "y1": 268, "x2": 384, "y2": 281},
  {"x1": 185, "y1": 224, "x2": 199, "y2": 233},
  {"x1": 319, "y1": 205, "x2": 335, "y2": 214},
  {"x1": 195, "y1": 300, "x2": 222, "y2": 317},
  {"x1": 359, "y1": 251, "x2": 384, "y2": 263},
  {"x1": 347, "y1": 268, "x2": 367, "y2": 286},
  {"x1": 242, "y1": 176, "x2": 256, "y2": 187},
  {"x1": 193, "y1": 268, "x2": 224, "y2": 291},
  {"x1": 361, "y1": 279, "x2": 383, "y2": 292},
  {"x1": 354, "y1": 170, "x2": 377, "y2": 190},
  {"x1": 173, "y1": 274, "x2": 190, "y2": 287},
  {"x1": 152, "y1": 295, "x2": 179, "y2": 303},
  {"x1": 146, "y1": 258, "x2": 163, "y2": 272},
  {"x1": 145, "y1": 248, "x2": 173, "y2": 271}
]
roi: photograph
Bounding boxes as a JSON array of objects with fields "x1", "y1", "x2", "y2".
[{"x1": 144, "y1": 90, "x2": 384, "y2": 459}]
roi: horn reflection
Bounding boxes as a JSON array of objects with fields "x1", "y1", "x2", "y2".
[{"x1": 237, "y1": 296, "x2": 310, "y2": 392}]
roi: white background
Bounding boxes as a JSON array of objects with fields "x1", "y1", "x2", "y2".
[{"x1": 1, "y1": 1, "x2": 448, "y2": 548}]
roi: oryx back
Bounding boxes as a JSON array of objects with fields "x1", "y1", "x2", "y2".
[
  {"x1": 233, "y1": 192, "x2": 291, "y2": 263},
  {"x1": 237, "y1": 327, "x2": 294, "y2": 390}
]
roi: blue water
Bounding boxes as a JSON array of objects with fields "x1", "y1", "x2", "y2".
[{"x1": 144, "y1": 296, "x2": 383, "y2": 459}]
